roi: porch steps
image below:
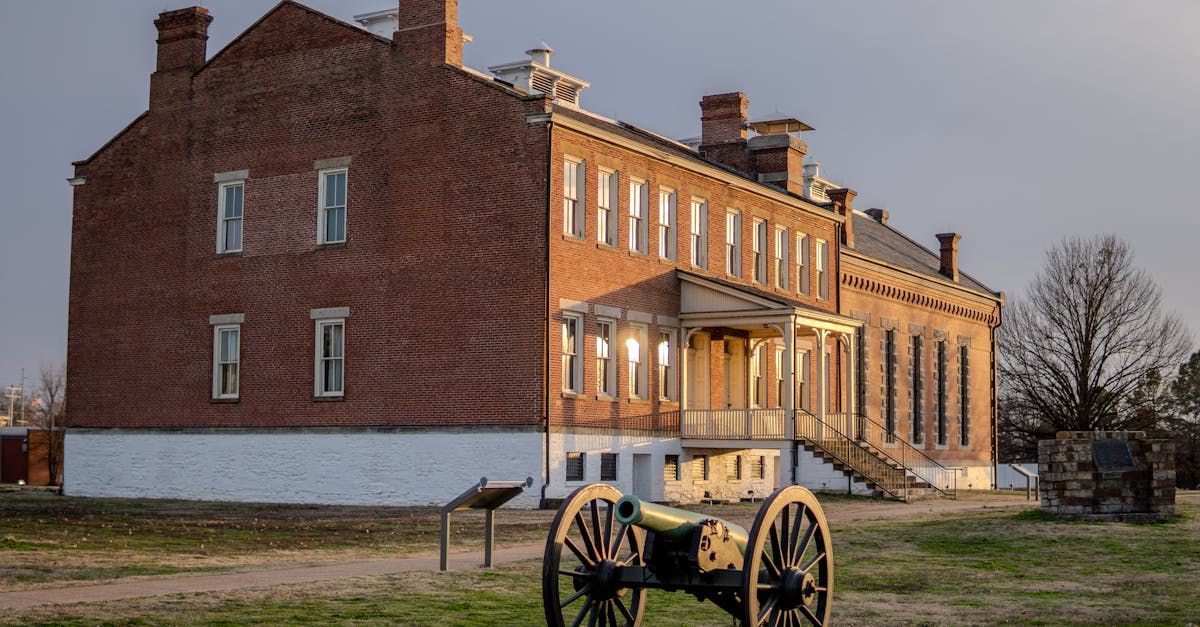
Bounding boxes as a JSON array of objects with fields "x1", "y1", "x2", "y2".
[{"x1": 800, "y1": 438, "x2": 936, "y2": 501}]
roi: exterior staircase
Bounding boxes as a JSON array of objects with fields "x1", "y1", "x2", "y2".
[{"x1": 795, "y1": 410, "x2": 957, "y2": 501}]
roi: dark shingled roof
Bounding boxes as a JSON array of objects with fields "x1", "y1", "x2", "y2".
[{"x1": 850, "y1": 212, "x2": 997, "y2": 296}]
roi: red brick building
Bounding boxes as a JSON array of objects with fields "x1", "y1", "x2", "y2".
[{"x1": 65, "y1": 0, "x2": 1001, "y2": 505}]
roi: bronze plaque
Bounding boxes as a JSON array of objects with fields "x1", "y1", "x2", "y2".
[{"x1": 1092, "y1": 440, "x2": 1135, "y2": 471}]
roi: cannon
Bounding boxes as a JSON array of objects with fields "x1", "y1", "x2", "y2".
[{"x1": 542, "y1": 484, "x2": 833, "y2": 626}]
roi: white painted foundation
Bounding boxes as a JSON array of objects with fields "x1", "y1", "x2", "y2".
[
  {"x1": 64, "y1": 429, "x2": 544, "y2": 507},
  {"x1": 793, "y1": 447, "x2": 875, "y2": 496}
]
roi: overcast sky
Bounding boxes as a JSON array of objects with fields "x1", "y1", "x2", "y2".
[{"x1": 1, "y1": 0, "x2": 1197, "y2": 390}]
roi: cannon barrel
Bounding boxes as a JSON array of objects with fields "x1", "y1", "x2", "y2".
[{"x1": 614, "y1": 494, "x2": 749, "y2": 551}]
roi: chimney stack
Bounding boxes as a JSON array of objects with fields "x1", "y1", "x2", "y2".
[
  {"x1": 395, "y1": 0, "x2": 463, "y2": 67},
  {"x1": 936, "y1": 233, "x2": 961, "y2": 282},
  {"x1": 699, "y1": 92, "x2": 751, "y2": 173},
  {"x1": 150, "y1": 7, "x2": 211, "y2": 110},
  {"x1": 865, "y1": 208, "x2": 889, "y2": 224},
  {"x1": 826, "y1": 188, "x2": 857, "y2": 248}
]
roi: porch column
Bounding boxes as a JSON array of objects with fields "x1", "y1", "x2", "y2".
[
  {"x1": 783, "y1": 319, "x2": 796, "y2": 441},
  {"x1": 846, "y1": 332, "x2": 859, "y2": 439},
  {"x1": 680, "y1": 328, "x2": 692, "y2": 412},
  {"x1": 815, "y1": 330, "x2": 828, "y2": 425}
]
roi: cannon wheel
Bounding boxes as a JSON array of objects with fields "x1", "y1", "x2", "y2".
[
  {"x1": 542, "y1": 483, "x2": 647, "y2": 627},
  {"x1": 742, "y1": 486, "x2": 834, "y2": 626}
]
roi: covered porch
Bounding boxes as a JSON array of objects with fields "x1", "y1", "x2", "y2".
[{"x1": 676, "y1": 272, "x2": 863, "y2": 445}]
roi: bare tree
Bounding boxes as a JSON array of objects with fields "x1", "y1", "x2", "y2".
[
  {"x1": 28, "y1": 363, "x2": 66, "y2": 485},
  {"x1": 999, "y1": 235, "x2": 1191, "y2": 449}
]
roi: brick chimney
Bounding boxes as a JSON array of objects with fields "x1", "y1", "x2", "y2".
[
  {"x1": 150, "y1": 7, "x2": 212, "y2": 110},
  {"x1": 865, "y1": 208, "x2": 889, "y2": 224},
  {"x1": 826, "y1": 188, "x2": 857, "y2": 248},
  {"x1": 395, "y1": 0, "x2": 463, "y2": 67},
  {"x1": 699, "y1": 92, "x2": 750, "y2": 173},
  {"x1": 936, "y1": 233, "x2": 961, "y2": 282},
  {"x1": 747, "y1": 117, "x2": 810, "y2": 196}
]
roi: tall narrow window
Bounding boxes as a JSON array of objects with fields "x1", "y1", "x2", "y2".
[
  {"x1": 960, "y1": 344, "x2": 971, "y2": 446},
  {"x1": 751, "y1": 455, "x2": 765, "y2": 479},
  {"x1": 911, "y1": 334, "x2": 923, "y2": 444},
  {"x1": 212, "y1": 325, "x2": 240, "y2": 399},
  {"x1": 797, "y1": 233, "x2": 810, "y2": 295},
  {"x1": 774, "y1": 226, "x2": 789, "y2": 290},
  {"x1": 690, "y1": 199, "x2": 708, "y2": 268},
  {"x1": 937, "y1": 340, "x2": 948, "y2": 445},
  {"x1": 562, "y1": 314, "x2": 582, "y2": 394},
  {"x1": 884, "y1": 329, "x2": 897, "y2": 439},
  {"x1": 664, "y1": 454, "x2": 680, "y2": 481},
  {"x1": 629, "y1": 178, "x2": 648, "y2": 253},
  {"x1": 856, "y1": 326, "x2": 868, "y2": 419},
  {"x1": 726, "y1": 455, "x2": 742, "y2": 481},
  {"x1": 596, "y1": 319, "x2": 615, "y2": 397},
  {"x1": 318, "y1": 169, "x2": 347, "y2": 244},
  {"x1": 798, "y1": 351, "x2": 810, "y2": 411},
  {"x1": 217, "y1": 182, "x2": 244, "y2": 253},
  {"x1": 750, "y1": 344, "x2": 765, "y2": 408},
  {"x1": 658, "y1": 188, "x2": 677, "y2": 260},
  {"x1": 627, "y1": 326, "x2": 647, "y2": 399},
  {"x1": 752, "y1": 219, "x2": 767, "y2": 284},
  {"x1": 600, "y1": 453, "x2": 619, "y2": 481},
  {"x1": 315, "y1": 319, "x2": 345, "y2": 397},
  {"x1": 563, "y1": 158, "x2": 585, "y2": 238},
  {"x1": 725, "y1": 211, "x2": 742, "y2": 276},
  {"x1": 816, "y1": 239, "x2": 828, "y2": 299},
  {"x1": 566, "y1": 452, "x2": 585, "y2": 482},
  {"x1": 598, "y1": 169, "x2": 617, "y2": 246},
  {"x1": 657, "y1": 330, "x2": 676, "y2": 401},
  {"x1": 695, "y1": 454, "x2": 710, "y2": 481},
  {"x1": 775, "y1": 345, "x2": 786, "y2": 407}
]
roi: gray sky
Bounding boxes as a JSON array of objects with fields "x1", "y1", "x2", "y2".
[{"x1": 2, "y1": 0, "x2": 1198, "y2": 389}]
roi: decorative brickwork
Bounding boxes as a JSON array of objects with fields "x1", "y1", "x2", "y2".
[{"x1": 1038, "y1": 431, "x2": 1176, "y2": 521}]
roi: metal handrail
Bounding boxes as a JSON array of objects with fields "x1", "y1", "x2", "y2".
[
  {"x1": 794, "y1": 409, "x2": 905, "y2": 500},
  {"x1": 850, "y1": 412, "x2": 958, "y2": 498}
]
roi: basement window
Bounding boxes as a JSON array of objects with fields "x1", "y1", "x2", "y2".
[
  {"x1": 600, "y1": 453, "x2": 618, "y2": 481},
  {"x1": 751, "y1": 456, "x2": 765, "y2": 480},
  {"x1": 726, "y1": 455, "x2": 742, "y2": 481},
  {"x1": 664, "y1": 455, "x2": 680, "y2": 481},
  {"x1": 566, "y1": 452, "x2": 585, "y2": 482},
  {"x1": 694, "y1": 454, "x2": 710, "y2": 481}
]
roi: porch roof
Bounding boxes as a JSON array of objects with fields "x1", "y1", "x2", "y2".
[{"x1": 676, "y1": 270, "x2": 861, "y2": 334}]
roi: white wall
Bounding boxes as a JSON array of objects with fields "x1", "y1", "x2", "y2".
[
  {"x1": 64, "y1": 429, "x2": 544, "y2": 507},
  {"x1": 794, "y1": 447, "x2": 875, "y2": 496}
]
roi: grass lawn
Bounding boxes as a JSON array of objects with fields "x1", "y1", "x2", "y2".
[{"x1": 3, "y1": 492, "x2": 1197, "y2": 625}]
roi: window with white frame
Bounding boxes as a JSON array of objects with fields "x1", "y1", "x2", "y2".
[
  {"x1": 775, "y1": 345, "x2": 786, "y2": 407},
  {"x1": 690, "y1": 198, "x2": 708, "y2": 268},
  {"x1": 562, "y1": 314, "x2": 582, "y2": 394},
  {"x1": 315, "y1": 319, "x2": 345, "y2": 396},
  {"x1": 658, "y1": 187, "x2": 676, "y2": 260},
  {"x1": 657, "y1": 329, "x2": 676, "y2": 402},
  {"x1": 627, "y1": 325, "x2": 647, "y2": 399},
  {"x1": 600, "y1": 452, "x2": 618, "y2": 481},
  {"x1": 750, "y1": 344, "x2": 765, "y2": 408},
  {"x1": 752, "y1": 218, "x2": 767, "y2": 284},
  {"x1": 596, "y1": 319, "x2": 615, "y2": 398},
  {"x1": 797, "y1": 233, "x2": 810, "y2": 295},
  {"x1": 725, "y1": 211, "x2": 742, "y2": 276},
  {"x1": 563, "y1": 157, "x2": 585, "y2": 238},
  {"x1": 217, "y1": 181, "x2": 244, "y2": 253},
  {"x1": 318, "y1": 168, "x2": 347, "y2": 244},
  {"x1": 629, "y1": 178, "x2": 648, "y2": 253},
  {"x1": 816, "y1": 239, "x2": 829, "y2": 300},
  {"x1": 212, "y1": 325, "x2": 240, "y2": 399},
  {"x1": 774, "y1": 226, "x2": 789, "y2": 290},
  {"x1": 566, "y1": 452, "x2": 585, "y2": 482},
  {"x1": 598, "y1": 168, "x2": 617, "y2": 246}
]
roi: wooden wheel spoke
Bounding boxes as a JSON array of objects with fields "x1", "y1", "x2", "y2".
[
  {"x1": 756, "y1": 582, "x2": 780, "y2": 591},
  {"x1": 603, "y1": 502, "x2": 614, "y2": 560},
  {"x1": 787, "y1": 505, "x2": 807, "y2": 565},
  {"x1": 575, "y1": 512, "x2": 601, "y2": 562},
  {"x1": 760, "y1": 545, "x2": 783, "y2": 578},
  {"x1": 558, "y1": 567, "x2": 589, "y2": 578},
  {"x1": 799, "y1": 551, "x2": 826, "y2": 575},
  {"x1": 606, "y1": 599, "x2": 618, "y2": 626},
  {"x1": 590, "y1": 501, "x2": 606, "y2": 560},
  {"x1": 609, "y1": 522, "x2": 628, "y2": 560},
  {"x1": 560, "y1": 584, "x2": 592, "y2": 608},
  {"x1": 799, "y1": 604, "x2": 823, "y2": 626},
  {"x1": 757, "y1": 594, "x2": 780, "y2": 626},
  {"x1": 792, "y1": 518, "x2": 817, "y2": 567},
  {"x1": 586, "y1": 599, "x2": 600, "y2": 627},
  {"x1": 768, "y1": 521, "x2": 784, "y2": 574},
  {"x1": 780, "y1": 505, "x2": 791, "y2": 563},
  {"x1": 564, "y1": 536, "x2": 596, "y2": 568},
  {"x1": 614, "y1": 597, "x2": 635, "y2": 624},
  {"x1": 571, "y1": 597, "x2": 593, "y2": 627}
]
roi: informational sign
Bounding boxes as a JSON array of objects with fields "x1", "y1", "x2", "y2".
[{"x1": 1092, "y1": 440, "x2": 1135, "y2": 471}]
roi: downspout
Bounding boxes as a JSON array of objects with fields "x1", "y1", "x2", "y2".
[
  {"x1": 990, "y1": 300, "x2": 1003, "y2": 489},
  {"x1": 541, "y1": 112, "x2": 554, "y2": 507}
]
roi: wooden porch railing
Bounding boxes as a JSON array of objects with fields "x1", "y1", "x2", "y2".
[{"x1": 680, "y1": 408, "x2": 788, "y2": 440}]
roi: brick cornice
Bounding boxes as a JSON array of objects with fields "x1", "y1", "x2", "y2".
[{"x1": 841, "y1": 259, "x2": 1001, "y2": 326}]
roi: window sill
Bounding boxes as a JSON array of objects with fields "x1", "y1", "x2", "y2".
[
  {"x1": 209, "y1": 397, "x2": 240, "y2": 404},
  {"x1": 659, "y1": 399, "x2": 680, "y2": 406},
  {"x1": 561, "y1": 233, "x2": 587, "y2": 243},
  {"x1": 626, "y1": 397, "x2": 650, "y2": 405},
  {"x1": 312, "y1": 395, "x2": 345, "y2": 402},
  {"x1": 316, "y1": 242, "x2": 346, "y2": 250},
  {"x1": 596, "y1": 242, "x2": 618, "y2": 251},
  {"x1": 596, "y1": 394, "x2": 617, "y2": 402},
  {"x1": 627, "y1": 249, "x2": 648, "y2": 258},
  {"x1": 561, "y1": 391, "x2": 584, "y2": 400},
  {"x1": 656, "y1": 256, "x2": 677, "y2": 265},
  {"x1": 216, "y1": 251, "x2": 242, "y2": 258}
]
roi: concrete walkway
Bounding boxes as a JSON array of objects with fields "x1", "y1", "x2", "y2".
[{"x1": 0, "y1": 544, "x2": 545, "y2": 612}]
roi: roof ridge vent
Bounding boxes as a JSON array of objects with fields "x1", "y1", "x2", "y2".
[{"x1": 488, "y1": 42, "x2": 590, "y2": 107}]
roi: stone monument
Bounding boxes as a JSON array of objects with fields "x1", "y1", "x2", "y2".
[{"x1": 1038, "y1": 431, "x2": 1175, "y2": 521}]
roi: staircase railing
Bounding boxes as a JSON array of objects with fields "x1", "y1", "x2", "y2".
[
  {"x1": 850, "y1": 412, "x2": 958, "y2": 498},
  {"x1": 794, "y1": 409, "x2": 904, "y2": 500}
]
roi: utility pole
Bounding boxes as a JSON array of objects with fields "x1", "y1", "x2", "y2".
[{"x1": 18, "y1": 368, "x2": 25, "y2": 424}]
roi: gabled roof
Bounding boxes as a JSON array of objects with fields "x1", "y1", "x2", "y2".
[{"x1": 849, "y1": 211, "x2": 997, "y2": 296}]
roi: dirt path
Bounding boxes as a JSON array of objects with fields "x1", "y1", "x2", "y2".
[{"x1": 0, "y1": 493, "x2": 1035, "y2": 611}]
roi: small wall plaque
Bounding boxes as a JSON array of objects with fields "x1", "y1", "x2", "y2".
[{"x1": 1092, "y1": 440, "x2": 1135, "y2": 471}]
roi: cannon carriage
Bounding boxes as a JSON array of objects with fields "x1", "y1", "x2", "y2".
[{"x1": 542, "y1": 484, "x2": 833, "y2": 626}]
